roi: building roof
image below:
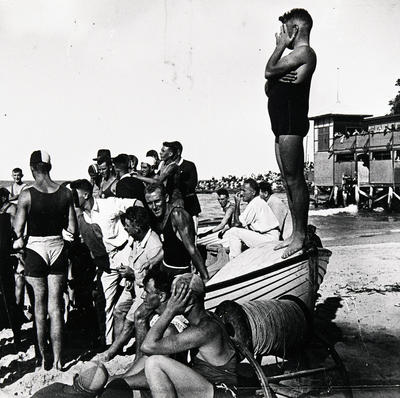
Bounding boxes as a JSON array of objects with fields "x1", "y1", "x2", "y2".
[
  {"x1": 309, "y1": 113, "x2": 372, "y2": 121},
  {"x1": 365, "y1": 114, "x2": 400, "y2": 123}
]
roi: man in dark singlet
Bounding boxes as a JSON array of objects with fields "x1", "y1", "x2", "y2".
[
  {"x1": 97, "y1": 156, "x2": 118, "y2": 198},
  {"x1": 13, "y1": 151, "x2": 77, "y2": 369},
  {"x1": 142, "y1": 273, "x2": 237, "y2": 398},
  {"x1": 144, "y1": 183, "x2": 208, "y2": 281},
  {"x1": 265, "y1": 8, "x2": 317, "y2": 259}
]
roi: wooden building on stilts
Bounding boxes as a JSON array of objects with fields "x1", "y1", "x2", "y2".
[{"x1": 310, "y1": 113, "x2": 400, "y2": 209}]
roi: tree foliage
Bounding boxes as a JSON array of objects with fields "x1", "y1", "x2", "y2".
[{"x1": 388, "y1": 78, "x2": 400, "y2": 115}]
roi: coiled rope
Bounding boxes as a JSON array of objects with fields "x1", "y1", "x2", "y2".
[{"x1": 241, "y1": 299, "x2": 307, "y2": 357}]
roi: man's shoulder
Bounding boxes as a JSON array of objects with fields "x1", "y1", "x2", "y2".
[{"x1": 147, "y1": 230, "x2": 163, "y2": 247}]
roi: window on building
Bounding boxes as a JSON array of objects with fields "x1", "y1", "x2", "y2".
[
  {"x1": 336, "y1": 153, "x2": 354, "y2": 162},
  {"x1": 372, "y1": 151, "x2": 391, "y2": 160},
  {"x1": 317, "y1": 127, "x2": 329, "y2": 151}
]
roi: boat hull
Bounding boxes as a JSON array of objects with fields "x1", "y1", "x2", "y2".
[{"x1": 204, "y1": 242, "x2": 331, "y2": 311}]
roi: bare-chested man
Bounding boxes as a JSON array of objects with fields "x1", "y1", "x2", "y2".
[
  {"x1": 142, "y1": 273, "x2": 237, "y2": 398},
  {"x1": 265, "y1": 8, "x2": 317, "y2": 258},
  {"x1": 13, "y1": 151, "x2": 77, "y2": 369}
]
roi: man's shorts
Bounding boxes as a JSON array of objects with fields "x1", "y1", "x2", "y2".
[{"x1": 24, "y1": 236, "x2": 68, "y2": 278}]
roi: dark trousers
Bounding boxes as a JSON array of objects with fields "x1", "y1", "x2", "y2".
[{"x1": 0, "y1": 253, "x2": 22, "y2": 344}]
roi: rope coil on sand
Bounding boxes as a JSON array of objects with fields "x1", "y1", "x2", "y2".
[{"x1": 241, "y1": 299, "x2": 308, "y2": 357}]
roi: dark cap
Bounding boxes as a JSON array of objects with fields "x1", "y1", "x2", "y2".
[
  {"x1": 30, "y1": 150, "x2": 51, "y2": 165},
  {"x1": 112, "y1": 153, "x2": 129, "y2": 165},
  {"x1": 93, "y1": 149, "x2": 111, "y2": 161}
]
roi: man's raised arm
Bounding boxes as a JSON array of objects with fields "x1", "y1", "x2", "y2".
[
  {"x1": 265, "y1": 24, "x2": 310, "y2": 80},
  {"x1": 171, "y1": 208, "x2": 209, "y2": 281}
]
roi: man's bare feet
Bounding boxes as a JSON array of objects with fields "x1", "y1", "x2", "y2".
[
  {"x1": 53, "y1": 360, "x2": 63, "y2": 371},
  {"x1": 274, "y1": 235, "x2": 293, "y2": 251},
  {"x1": 281, "y1": 234, "x2": 305, "y2": 259}
]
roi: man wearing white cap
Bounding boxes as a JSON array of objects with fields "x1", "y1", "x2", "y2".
[
  {"x1": 13, "y1": 150, "x2": 77, "y2": 370},
  {"x1": 140, "y1": 156, "x2": 157, "y2": 180}
]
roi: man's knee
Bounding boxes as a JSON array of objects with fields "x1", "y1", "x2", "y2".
[{"x1": 145, "y1": 355, "x2": 168, "y2": 372}]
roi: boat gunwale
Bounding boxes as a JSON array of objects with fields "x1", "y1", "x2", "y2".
[{"x1": 205, "y1": 248, "x2": 331, "y2": 294}]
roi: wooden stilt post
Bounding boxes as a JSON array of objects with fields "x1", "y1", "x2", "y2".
[
  {"x1": 355, "y1": 185, "x2": 360, "y2": 207},
  {"x1": 333, "y1": 185, "x2": 339, "y2": 206},
  {"x1": 388, "y1": 186, "x2": 393, "y2": 210},
  {"x1": 314, "y1": 185, "x2": 319, "y2": 208},
  {"x1": 368, "y1": 186, "x2": 373, "y2": 210}
]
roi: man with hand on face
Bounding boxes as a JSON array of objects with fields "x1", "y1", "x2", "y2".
[
  {"x1": 265, "y1": 8, "x2": 316, "y2": 259},
  {"x1": 142, "y1": 273, "x2": 238, "y2": 398},
  {"x1": 70, "y1": 179, "x2": 143, "y2": 348},
  {"x1": 97, "y1": 206, "x2": 163, "y2": 362},
  {"x1": 225, "y1": 179, "x2": 280, "y2": 259},
  {"x1": 145, "y1": 183, "x2": 209, "y2": 281},
  {"x1": 100, "y1": 269, "x2": 188, "y2": 398}
]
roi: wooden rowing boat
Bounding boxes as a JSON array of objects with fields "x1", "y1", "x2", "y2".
[{"x1": 204, "y1": 240, "x2": 331, "y2": 312}]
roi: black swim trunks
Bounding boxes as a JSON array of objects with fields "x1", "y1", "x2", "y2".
[{"x1": 267, "y1": 79, "x2": 311, "y2": 142}]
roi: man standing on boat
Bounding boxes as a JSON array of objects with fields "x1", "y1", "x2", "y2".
[
  {"x1": 9, "y1": 168, "x2": 27, "y2": 205},
  {"x1": 265, "y1": 8, "x2": 316, "y2": 258},
  {"x1": 225, "y1": 179, "x2": 280, "y2": 259},
  {"x1": 144, "y1": 183, "x2": 209, "y2": 281},
  {"x1": 13, "y1": 150, "x2": 77, "y2": 369}
]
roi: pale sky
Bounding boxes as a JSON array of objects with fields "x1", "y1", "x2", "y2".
[{"x1": 0, "y1": 0, "x2": 399, "y2": 180}]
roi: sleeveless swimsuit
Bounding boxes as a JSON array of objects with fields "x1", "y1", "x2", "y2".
[
  {"x1": 267, "y1": 77, "x2": 312, "y2": 142},
  {"x1": 24, "y1": 186, "x2": 70, "y2": 277}
]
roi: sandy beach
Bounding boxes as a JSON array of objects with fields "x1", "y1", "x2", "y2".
[{"x1": 1, "y1": 206, "x2": 400, "y2": 397}]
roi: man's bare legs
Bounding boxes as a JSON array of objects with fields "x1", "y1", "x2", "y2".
[
  {"x1": 273, "y1": 135, "x2": 309, "y2": 258},
  {"x1": 48, "y1": 274, "x2": 65, "y2": 370},
  {"x1": 145, "y1": 355, "x2": 214, "y2": 398},
  {"x1": 25, "y1": 276, "x2": 48, "y2": 369},
  {"x1": 26, "y1": 274, "x2": 65, "y2": 370}
]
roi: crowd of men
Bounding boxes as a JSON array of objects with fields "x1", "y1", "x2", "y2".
[{"x1": 0, "y1": 7, "x2": 319, "y2": 396}]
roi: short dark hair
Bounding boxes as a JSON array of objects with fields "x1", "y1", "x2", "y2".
[
  {"x1": 31, "y1": 162, "x2": 51, "y2": 173},
  {"x1": 0, "y1": 187, "x2": 10, "y2": 199},
  {"x1": 216, "y1": 188, "x2": 229, "y2": 197},
  {"x1": 113, "y1": 154, "x2": 130, "y2": 170},
  {"x1": 146, "y1": 150, "x2": 159, "y2": 160},
  {"x1": 88, "y1": 164, "x2": 98, "y2": 176},
  {"x1": 70, "y1": 179, "x2": 93, "y2": 195},
  {"x1": 122, "y1": 206, "x2": 150, "y2": 230},
  {"x1": 279, "y1": 8, "x2": 313, "y2": 31},
  {"x1": 12, "y1": 168, "x2": 22, "y2": 174},
  {"x1": 143, "y1": 268, "x2": 174, "y2": 298},
  {"x1": 129, "y1": 155, "x2": 138, "y2": 169},
  {"x1": 174, "y1": 141, "x2": 183, "y2": 154},
  {"x1": 145, "y1": 182, "x2": 166, "y2": 197},
  {"x1": 243, "y1": 178, "x2": 260, "y2": 195},
  {"x1": 162, "y1": 141, "x2": 179, "y2": 158},
  {"x1": 259, "y1": 181, "x2": 272, "y2": 195}
]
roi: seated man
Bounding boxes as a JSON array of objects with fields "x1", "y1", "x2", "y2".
[
  {"x1": 198, "y1": 188, "x2": 237, "y2": 241},
  {"x1": 259, "y1": 181, "x2": 292, "y2": 240},
  {"x1": 101, "y1": 269, "x2": 188, "y2": 398},
  {"x1": 98, "y1": 206, "x2": 163, "y2": 361},
  {"x1": 225, "y1": 178, "x2": 280, "y2": 259},
  {"x1": 142, "y1": 273, "x2": 238, "y2": 398}
]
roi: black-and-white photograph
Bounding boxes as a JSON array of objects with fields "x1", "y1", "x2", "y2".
[{"x1": 0, "y1": 1, "x2": 399, "y2": 397}]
